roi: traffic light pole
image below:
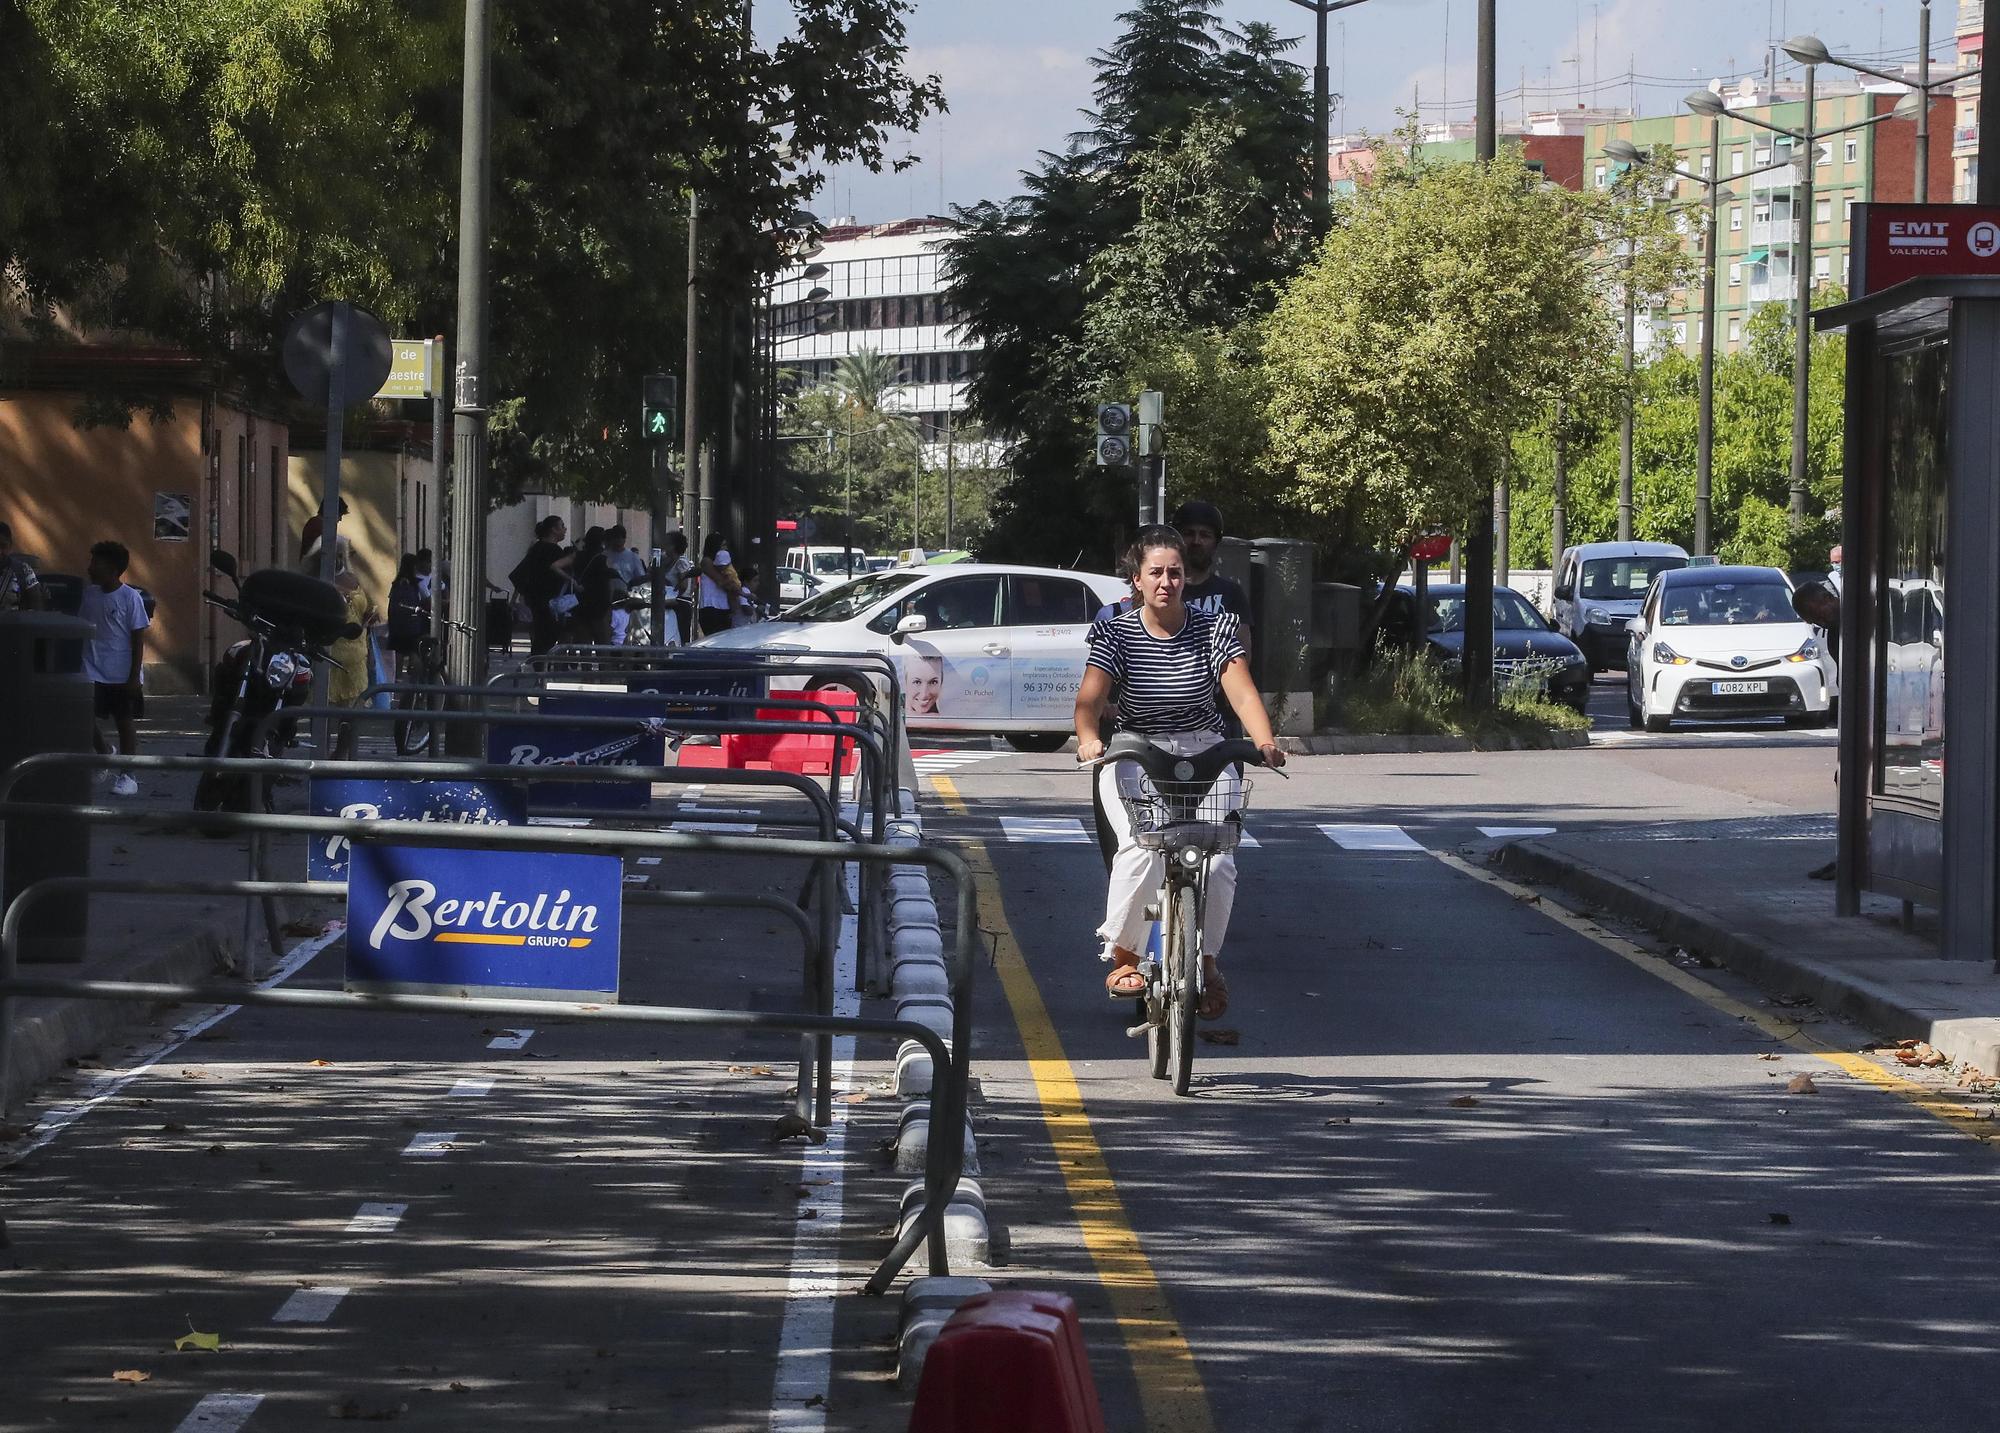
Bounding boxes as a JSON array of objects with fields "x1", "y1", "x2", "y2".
[{"x1": 445, "y1": 0, "x2": 492, "y2": 752}]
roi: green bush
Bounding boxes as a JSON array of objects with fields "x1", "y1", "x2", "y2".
[{"x1": 1332, "y1": 646, "x2": 1588, "y2": 745}]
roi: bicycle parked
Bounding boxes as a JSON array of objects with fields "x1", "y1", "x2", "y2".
[
  {"x1": 1089, "y1": 732, "x2": 1280, "y2": 1095},
  {"x1": 391, "y1": 616, "x2": 480, "y2": 755}
]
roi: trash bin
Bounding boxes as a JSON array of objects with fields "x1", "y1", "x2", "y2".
[
  {"x1": 0, "y1": 612, "x2": 94, "y2": 963},
  {"x1": 1248, "y1": 539, "x2": 1315, "y2": 736}
]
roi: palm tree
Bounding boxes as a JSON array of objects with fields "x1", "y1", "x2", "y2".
[{"x1": 827, "y1": 347, "x2": 904, "y2": 416}]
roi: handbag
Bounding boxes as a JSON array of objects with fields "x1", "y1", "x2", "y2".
[{"x1": 549, "y1": 587, "x2": 581, "y2": 619}]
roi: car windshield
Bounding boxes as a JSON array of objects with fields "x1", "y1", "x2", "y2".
[
  {"x1": 1658, "y1": 580, "x2": 1800, "y2": 626},
  {"x1": 1429, "y1": 589, "x2": 1545, "y2": 633},
  {"x1": 1580, "y1": 555, "x2": 1685, "y2": 600},
  {"x1": 810, "y1": 552, "x2": 857, "y2": 576},
  {"x1": 781, "y1": 571, "x2": 919, "y2": 622}
]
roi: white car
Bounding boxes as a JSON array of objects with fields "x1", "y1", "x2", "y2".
[
  {"x1": 1624, "y1": 565, "x2": 1835, "y2": 732},
  {"x1": 774, "y1": 565, "x2": 823, "y2": 606},
  {"x1": 693, "y1": 563, "x2": 1128, "y2": 749}
]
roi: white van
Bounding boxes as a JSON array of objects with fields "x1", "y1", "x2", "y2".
[
  {"x1": 1552, "y1": 541, "x2": 1690, "y2": 670},
  {"x1": 784, "y1": 545, "x2": 866, "y2": 580}
]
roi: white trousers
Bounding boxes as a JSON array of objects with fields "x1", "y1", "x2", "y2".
[
  {"x1": 610, "y1": 609, "x2": 631, "y2": 645},
  {"x1": 1095, "y1": 731, "x2": 1241, "y2": 960}
]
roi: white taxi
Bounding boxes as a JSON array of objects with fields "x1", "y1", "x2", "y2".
[
  {"x1": 1624, "y1": 564, "x2": 1834, "y2": 732},
  {"x1": 694, "y1": 563, "x2": 1129, "y2": 750}
]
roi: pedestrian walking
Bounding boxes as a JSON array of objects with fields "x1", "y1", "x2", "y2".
[
  {"x1": 658, "y1": 531, "x2": 694, "y2": 646},
  {"x1": 604, "y1": 525, "x2": 647, "y2": 645},
  {"x1": 697, "y1": 532, "x2": 741, "y2": 637},
  {"x1": 507, "y1": 516, "x2": 573, "y2": 656},
  {"x1": 299, "y1": 498, "x2": 352, "y2": 575},
  {"x1": 0, "y1": 521, "x2": 48, "y2": 611},
  {"x1": 80, "y1": 540, "x2": 150, "y2": 796},
  {"x1": 566, "y1": 527, "x2": 617, "y2": 646},
  {"x1": 385, "y1": 553, "x2": 429, "y2": 680},
  {"x1": 329, "y1": 570, "x2": 382, "y2": 760}
]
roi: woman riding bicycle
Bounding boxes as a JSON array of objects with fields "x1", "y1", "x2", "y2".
[{"x1": 1075, "y1": 524, "x2": 1285, "y2": 1020}]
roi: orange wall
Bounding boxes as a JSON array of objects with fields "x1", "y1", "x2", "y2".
[{"x1": 0, "y1": 390, "x2": 289, "y2": 692}]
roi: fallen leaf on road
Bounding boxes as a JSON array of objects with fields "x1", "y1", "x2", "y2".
[
  {"x1": 1198, "y1": 1029, "x2": 1240, "y2": 1046},
  {"x1": 449, "y1": 1382, "x2": 470, "y2": 1393},
  {"x1": 173, "y1": 1329, "x2": 220, "y2": 1353},
  {"x1": 805, "y1": 1394, "x2": 826, "y2": 1408},
  {"x1": 111, "y1": 1369, "x2": 150, "y2": 1383},
  {"x1": 1786, "y1": 1074, "x2": 1819, "y2": 1094},
  {"x1": 307, "y1": 1059, "x2": 333, "y2": 1068},
  {"x1": 204, "y1": 1143, "x2": 227, "y2": 1156},
  {"x1": 837, "y1": 1092, "x2": 870, "y2": 1104},
  {"x1": 1449, "y1": 1095, "x2": 1481, "y2": 1108},
  {"x1": 1757, "y1": 1053, "x2": 1782, "y2": 1061}
]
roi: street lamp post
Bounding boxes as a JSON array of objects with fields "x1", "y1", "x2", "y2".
[
  {"x1": 1607, "y1": 126, "x2": 1798, "y2": 555},
  {"x1": 1281, "y1": 0, "x2": 1375, "y2": 221},
  {"x1": 1460, "y1": 0, "x2": 1497, "y2": 709},
  {"x1": 1782, "y1": 24, "x2": 1964, "y2": 206}
]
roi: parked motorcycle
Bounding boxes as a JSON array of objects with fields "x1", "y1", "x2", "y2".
[{"x1": 195, "y1": 550, "x2": 356, "y2": 813}]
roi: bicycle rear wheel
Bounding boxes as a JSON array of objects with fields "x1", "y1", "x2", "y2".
[
  {"x1": 393, "y1": 686, "x2": 440, "y2": 755},
  {"x1": 1168, "y1": 882, "x2": 1199, "y2": 1096}
]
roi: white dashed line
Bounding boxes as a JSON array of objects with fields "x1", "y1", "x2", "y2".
[
  {"x1": 272, "y1": 1286, "x2": 350, "y2": 1324},
  {"x1": 636, "y1": 856, "x2": 662, "y2": 866},
  {"x1": 1477, "y1": 826, "x2": 1557, "y2": 839},
  {"x1": 402, "y1": 1131, "x2": 458, "y2": 1158},
  {"x1": 449, "y1": 1077, "x2": 496, "y2": 1098},
  {"x1": 487, "y1": 1029, "x2": 534, "y2": 1050},
  {"x1": 624, "y1": 873, "x2": 648, "y2": 885},
  {"x1": 173, "y1": 1393, "x2": 265, "y2": 1431},
  {"x1": 1319, "y1": 823, "x2": 1426, "y2": 851},
  {"x1": 999, "y1": 816, "x2": 1092, "y2": 844},
  {"x1": 345, "y1": 1202, "x2": 407, "y2": 1234}
]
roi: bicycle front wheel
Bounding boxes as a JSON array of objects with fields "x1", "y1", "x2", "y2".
[
  {"x1": 393, "y1": 687, "x2": 440, "y2": 755},
  {"x1": 1168, "y1": 882, "x2": 1199, "y2": 1096}
]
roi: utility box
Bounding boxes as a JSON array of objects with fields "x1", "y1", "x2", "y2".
[
  {"x1": 1248, "y1": 539, "x2": 1314, "y2": 736},
  {"x1": 0, "y1": 612, "x2": 94, "y2": 962},
  {"x1": 1215, "y1": 537, "x2": 1254, "y2": 602}
]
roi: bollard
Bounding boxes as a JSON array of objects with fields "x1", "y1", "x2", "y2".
[{"x1": 906, "y1": 1290, "x2": 1106, "y2": 1433}]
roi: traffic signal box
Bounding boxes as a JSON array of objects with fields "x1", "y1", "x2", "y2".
[
  {"x1": 642, "y1": 373, "x2": 679, "y2": 442},
  {"x1": 1094, "y1": 403, "x2": 1133, "y2": 467}
]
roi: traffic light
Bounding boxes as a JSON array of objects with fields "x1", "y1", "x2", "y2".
[
  {"x1": 642, "y1": 373, "x2": 678, "y2": 442},
  {"x1": 1095, "y1": 402, "x2": 1133, "y2": 467}
]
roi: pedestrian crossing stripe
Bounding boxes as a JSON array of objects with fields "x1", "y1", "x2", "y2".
[
  {"x1": 913, "y1": 749, "x2": 1004, "y2": 773},
  {"x1": 999, "y1": 816, "x2": 1092, "y2": 844},
  {"x1": 1319, "y1": 823, "x2": 1425, "y2": 851},
  {"x1": 1477, "y1": 826, "x2": 1556, "y2": 839}
]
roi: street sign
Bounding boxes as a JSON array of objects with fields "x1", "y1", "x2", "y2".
[
  {"x1": 282, "y1": 300, "x2": 394, "y2": 407},
  {"x1": 345, "y1": 841, "x2": 621, "y2": 1000},
  {"x1": 307, "y1": 777, "x2": 527, "y2": 882},
  {"x1": 1855, "y1": 203, "x2": 2000, "y2": 296},
  {"x1": 376, "y1": 338, "x2": 439, "y2": 400},
  {"x1": 486, "y1": 700, "x2": 666, "y2": 810},
  {"x1": 1411, "y1": 534, "x2": 1453, "y2": 563}
]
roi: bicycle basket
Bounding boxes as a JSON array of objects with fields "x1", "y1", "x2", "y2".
[{"x1": 1119, "y1": 776, "x2": 1252, "y2": 853}]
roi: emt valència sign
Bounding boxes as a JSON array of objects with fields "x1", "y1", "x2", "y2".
[
  {"x1": 345, "y1": 843, "x2": 622, "y2": 1000},
  {"x1": 308, "y1": 778, "x2": 526, "y2": 882}
]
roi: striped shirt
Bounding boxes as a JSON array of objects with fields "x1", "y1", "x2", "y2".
[{"x1": 1085, "y1": 606, "x2": 1245, "y2": 735}]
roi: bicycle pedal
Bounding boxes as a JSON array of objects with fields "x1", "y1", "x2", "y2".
[{"x1": 1124, "y1": 1022, "x2": 1155, "y2": 1039}]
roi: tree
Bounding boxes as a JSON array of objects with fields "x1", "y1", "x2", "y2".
[{"x1": 1262, "y1": 148, "x2": 1613, "y2": 632}]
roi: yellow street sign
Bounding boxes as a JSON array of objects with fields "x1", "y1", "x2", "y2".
[{"x1": 376, "y1": 338, "x2": 438, "y2": 400}]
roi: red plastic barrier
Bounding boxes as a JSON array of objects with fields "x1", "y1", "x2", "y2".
[
  {"x1": 908, "y1": 1290, "x2": 1106, "y2": 1433},
  {"x1": 721, "y1": 688, "x2": 861, "y2": 776}
]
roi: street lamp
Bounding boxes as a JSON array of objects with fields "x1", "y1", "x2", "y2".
[
  {"x1": 1782, "y1": 13, "x2": 1962, "y2": 202},
  {"x1": 1280, "y1": 0, "x2": 1375, "y2": 221},
  {"x1": 1685, "y1": 80, "x2": 1916, "y2": 533},
  {"x1": 1605, "y1": 132, "x2": 1798, "y2": 555}
]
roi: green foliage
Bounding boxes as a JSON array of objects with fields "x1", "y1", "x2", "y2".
[
  {"x1": 1333, "y1": 645, "x2": 1587, "y2": 743},
  {"x1": 1264, "y1": 149, "x2": 1612, "y2": 594}
]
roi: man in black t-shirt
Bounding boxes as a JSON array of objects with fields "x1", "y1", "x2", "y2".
[{"x1": 1172, "y1": 499, "x2": 1251, "y2": 643}]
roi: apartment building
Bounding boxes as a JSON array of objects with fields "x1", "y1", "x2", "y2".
[
  {"x1": 1590, "y1": 79, "x2": 1955, "y2": 359},
  {"x1": 1955, "y1": 1, "x2": 1984, "y2": 200}
]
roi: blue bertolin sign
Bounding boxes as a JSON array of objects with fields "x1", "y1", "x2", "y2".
[
  {"x1": 486, "y1": 695, "x2": 666, "y2": 810},
  {"x1": 308, "y1": 779, "x2": 527, "y2": 882},
  {"x1": 345, "y1": 842, "x2": 621, "y2": 999},
  {"x1": 627, "y1": 670, "x2": 767, "y2": 719}
]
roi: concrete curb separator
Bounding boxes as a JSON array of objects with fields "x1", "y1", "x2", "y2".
[
  {"x1": 1494, "y1": 838, "x2": 2000, "y2": 1074},
  {"x1": 897, "y1": 1276, "x2": 992, "y2": 1389},
  {"x1": 3, "y1": 924, "x2": 238, "y2": 1112},
  {"x1": 1278, "y1": 729, "x2": 1590, "y2": 755}
]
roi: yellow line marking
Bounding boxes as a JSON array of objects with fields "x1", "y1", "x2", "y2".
[
  {"x1": 1428, "y1": 849, "x2": 1997, "y2": 1145},
  {"x1": 434, "y1": 933, "x2": 527, "y2": 946},
  {"x1": 929, "y1": 773, "x2": 969, "y2": 815},
  {"x1": 963, "y1": 837, "x2": 1214, "y2": 1433}
]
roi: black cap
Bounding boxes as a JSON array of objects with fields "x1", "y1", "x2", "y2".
[{"x1": 1170, "y1": 499, "x2": 1224, "y2": 539}]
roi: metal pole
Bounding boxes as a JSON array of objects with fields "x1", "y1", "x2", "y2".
[
  {"x1": 1696, "y1": 117, "x2": 1720, "y2": 555},
  {"x1": 1495, "y1": 447, "x2": 1510, "y2": 585},
  {"x1": 1462, "y1": 0, "x2": 1496, "y2": 707},
  {"x1": 312, "y1": 301, "x2": 348, "y2": 756},
  {"x1": 446, "y1": 0, "x2": 492, "y2": 730},
  {"x1": 429, "y1": 336, "x2": 448, "y2": 648},
  {"x1": 1550, "y1": 402, "x2": 1567, "y2": 569},
  {"x1": 1916, "y1": 0, "x2": 1931, "y2": 204},
  {"x1": 1619, "y1": 249, "x2": 1636, "y2": 541},
  {"x1": 1313, "y1": 5, "x2": 1331, "y2": 221},
  {"x1": 843, "y1": 429, "x2": 854, "y2": 575},
  {"x1": 1789, "y1": 64, "x2": 1815, "y2": 533},
  {"x1": 683, "y1": 192, "x2": 702, "y2": 554},
  {"x1": 943, "y1": 410, "x2": 955, "y2": 550}
]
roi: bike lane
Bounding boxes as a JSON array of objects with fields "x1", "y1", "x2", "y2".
[{"x1": 929, "y1": 757, "x2": 2000, "y2": 1432}]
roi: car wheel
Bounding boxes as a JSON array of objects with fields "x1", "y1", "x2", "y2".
[
  {"x1": 1005, "y1": 732, "x2": 1071, "y2": 754},
  {"x1": 1626, "y1": 671, "x2": 1644, "y2": 730}
]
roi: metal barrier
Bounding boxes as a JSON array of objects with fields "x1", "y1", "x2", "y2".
[
  {"x1": 0, "y1": 788, "x2": 975, "y2": 1295},
  {"x1": 0, "y1": 747, "x2": 849, "y2": 1122}
]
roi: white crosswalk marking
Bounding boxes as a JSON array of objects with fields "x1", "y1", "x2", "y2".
[
  {"x1": 1000, "y1": 816, "x2": 1092, "y2": 844},
  {"x1": 449, "y1": 1077, "x2": 495, "y2": 1098},
  {"x1": 1478, "y1": 826, "x2": 1557, "y2": 839},
  {"x1": 486, "y1": 1028, "x2": 534, "y2": 1050},
  {"x1": 1319, "y1": 823, "x2": 1425, "y2": 851},
  {"x1": 344, "y1": 1202, "x2": 406, "y2": 1235},
  {"x1": 174, "y1": 1393, "x2": 264, "y2": 1432},
  {"x1": 402, "y1": 1131, "x2": 458, "y2": 1158},
  {"x1": 273, "y1": 1286, "x2": 350, "y2": 1323},
  {"x1": 912, "y1": 749, "x2": 1005, "y2": 774}
]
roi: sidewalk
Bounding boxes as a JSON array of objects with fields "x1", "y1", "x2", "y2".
[{"x1": 1494, "y1": 814, "x2": 2000, "y2": 1075}]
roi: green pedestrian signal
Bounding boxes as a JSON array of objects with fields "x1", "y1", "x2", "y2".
[{"x1": 641, "y1": 372, "x2": 678, "y2": 443}]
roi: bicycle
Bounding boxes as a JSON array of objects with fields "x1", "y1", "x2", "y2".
[
  {"x1": 1090, "y1": 732, "x2": 1279, "y2": 1095},
  {"x1": 392, "y1": 616, "x2": 480, "y2": 755}
]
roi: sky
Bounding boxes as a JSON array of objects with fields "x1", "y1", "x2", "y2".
[{"x1": 759, "y1": 0, "x2": 1965, "y2": 224}]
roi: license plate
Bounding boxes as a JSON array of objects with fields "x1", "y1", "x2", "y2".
[{"x1": 1713, "y1": 680, "x2": 1768, "y2": 695}]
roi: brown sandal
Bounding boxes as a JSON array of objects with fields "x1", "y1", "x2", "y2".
[
  {"x1": 1198, "y1": 964, "x2": 1229, "y2": 1021},
  {"x1": 1105, "y1": 947, "x2": 1145, "y2": 998}
]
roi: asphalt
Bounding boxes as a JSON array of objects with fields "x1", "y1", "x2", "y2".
[{"x1": 918, "y1": 738, "x2": 2000, "y2": 1431}]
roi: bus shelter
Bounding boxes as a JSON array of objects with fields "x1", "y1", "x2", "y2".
[{"x1": 1816, "y1": 203, "x2": 2000, "y2": 968}]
